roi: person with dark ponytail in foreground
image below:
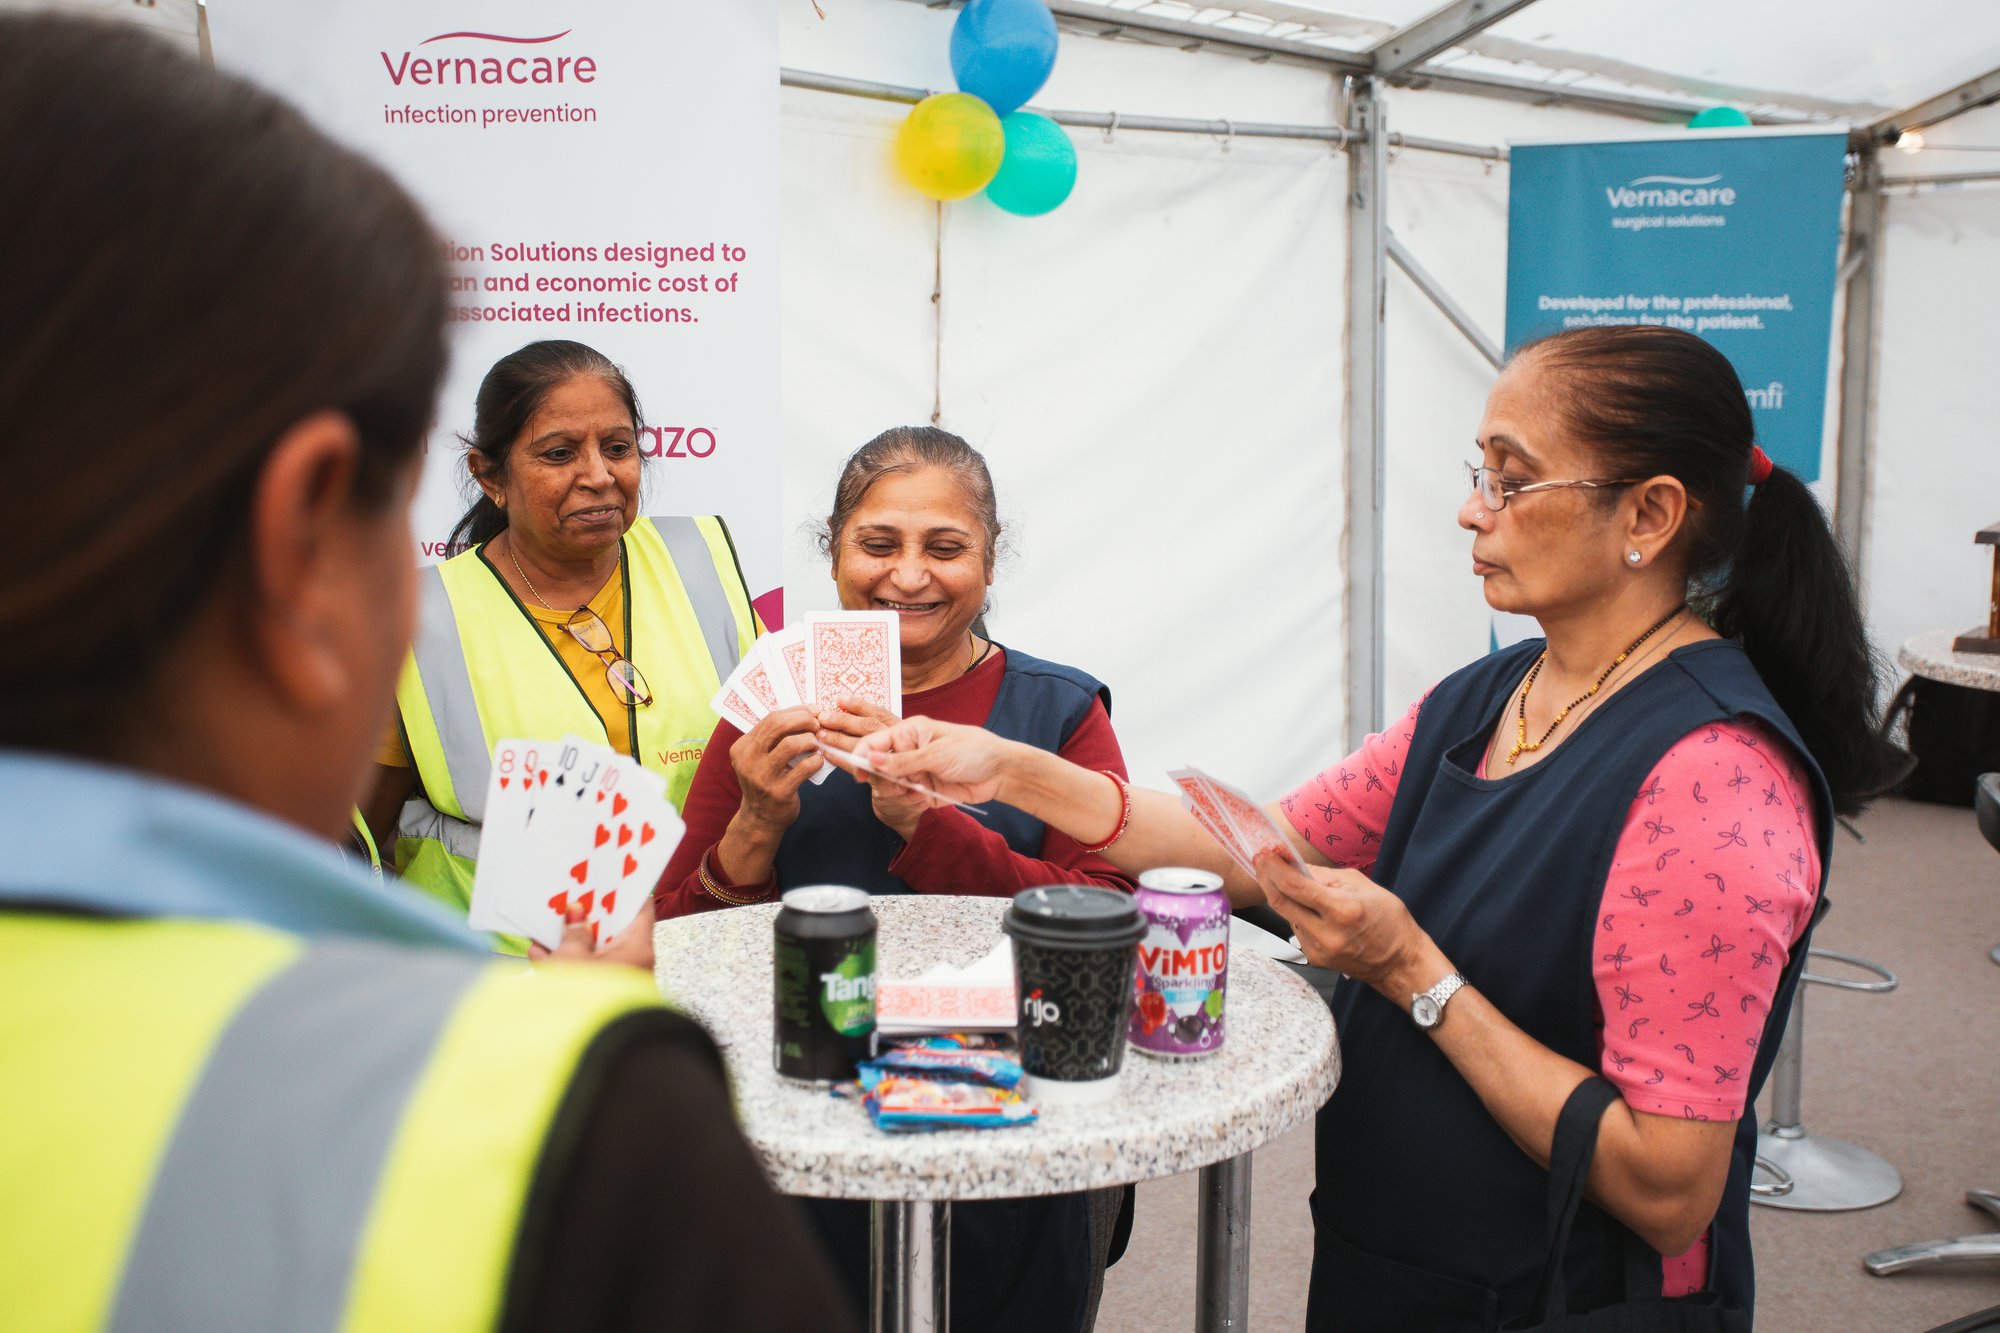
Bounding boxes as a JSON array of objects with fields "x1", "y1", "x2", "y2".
[
  {"x1": 848, "y1": 324, "x2": 1904, "y2": 1330},
  {"x1": 0, "y1": 16, "x2": 850, "y2": 1330}
]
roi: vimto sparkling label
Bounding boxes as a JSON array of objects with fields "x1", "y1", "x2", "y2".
[{"x1": 1129, "y1": 867, "x2": 1230, "y2": 1058}]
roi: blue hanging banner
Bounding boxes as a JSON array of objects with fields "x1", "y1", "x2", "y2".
[{"x1": 1503, "y1": 129, "x2": 1849, "y2": 482}]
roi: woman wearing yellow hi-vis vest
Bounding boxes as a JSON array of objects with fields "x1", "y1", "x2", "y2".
[
  {"x1": 364, "y1": 340, "x2": 762, "y2": 926},
  {"x1": 0, "y1": 21, "x2": 850, "y2": 1331}
]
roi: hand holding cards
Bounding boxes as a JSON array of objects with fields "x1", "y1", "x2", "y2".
[
  {"x1": 711, "y1": 613, "x2": 902, "y2": 783},
  {"x1": 1169, "y1": 766, "x2": 1304, "y2": 877},
  {"x1": 470, "y1": 735, "x2": 686, "y2": 951}
]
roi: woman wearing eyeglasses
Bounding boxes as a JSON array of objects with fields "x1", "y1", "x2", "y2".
[
  {"x1": 848, "y1": 326, "x2": 1904, "y2": 1330},
  {"x1": 364, "y1": 340, "x2": 760, "y2": 942}
]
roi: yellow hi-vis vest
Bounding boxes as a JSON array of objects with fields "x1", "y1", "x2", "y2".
[
  {"x1": 0, "y1": 911, "x2": 672, "y2": 1333},
  {"x1": 394, "y1": 515, "x2": 757, "y2": 914}
]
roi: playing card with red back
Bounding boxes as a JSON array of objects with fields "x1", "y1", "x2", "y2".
[
  {"x1": 1170, "y1": 767, "x2": 1304, "y2": 876},
  {"x1": 805, "y1": 611, "x2": 901, "y2": 716},
  {"x1": 773, "y1": 628, "x2": 810, "y2": 705}
]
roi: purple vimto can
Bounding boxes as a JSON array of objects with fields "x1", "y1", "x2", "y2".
[{"x1": 1129, "y1": 867, "x2": 1230, "y2": 1059}]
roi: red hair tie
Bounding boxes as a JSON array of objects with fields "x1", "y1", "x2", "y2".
[{"x1": 1747, "y1": 445, "x2": 1774, "y2": 486}]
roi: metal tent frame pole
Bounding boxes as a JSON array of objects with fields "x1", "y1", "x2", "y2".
[
  {"x1": 778, "y1": 69, "x2": 1503, "y2": 159},
  {"x1": 1386, "y1": 234, "x2": 1504, "y2": 371},
  {"x1": 1834, "y1": 151, "x2": 1884, "y2": 573},
  {"x1": 1346, "y1": 78, "x2": 1389, "y2": 746}
]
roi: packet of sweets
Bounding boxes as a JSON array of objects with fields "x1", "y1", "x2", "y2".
[
  {"x1": 859, "y1": 1071, "x2": 1038, "y2": 1132},
  {"x1": 867, "y1": 1045, "x2": 1023, "y2": 1089}
]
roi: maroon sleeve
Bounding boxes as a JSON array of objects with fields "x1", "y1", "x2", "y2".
[
  {"x1": 887, "y1": 699, "x2": 1138, "y2": 896},
  {"x1": 653, "y1": 718, "x2": 767, "y2": 918}
]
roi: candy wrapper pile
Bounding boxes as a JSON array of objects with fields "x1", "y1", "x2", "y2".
[{"x1": 852, "y1": 1035, "x2": 1038, "y2": 1133}]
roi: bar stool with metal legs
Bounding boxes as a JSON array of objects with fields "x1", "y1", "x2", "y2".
[
  {"x1": 1751, "y1": 945, "x2": 1902, "y2": 1211},
  {"x1": 1861, "y1": 772, "x2": 2000, "y2": 1284}
]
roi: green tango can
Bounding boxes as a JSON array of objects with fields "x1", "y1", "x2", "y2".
[{"x1": 773, "y1": 885, "x2": 878, "y2": 1083}]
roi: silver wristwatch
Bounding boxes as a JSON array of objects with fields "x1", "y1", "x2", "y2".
[{"x1": 1410, "y1": 972, "x2": 1467, "y2": 1030}]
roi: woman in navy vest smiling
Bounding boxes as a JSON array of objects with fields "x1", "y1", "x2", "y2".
[
  {"x1": 851, "y1": 326, "x2": 1902, "y2": 1329},
  {"x1": 656, "y1": 425, "x2": 1135, "y2": 1333}
]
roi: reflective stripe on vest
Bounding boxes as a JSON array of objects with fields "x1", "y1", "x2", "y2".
[
  {"x1": 1, "y1": 913, "x2": 669, "y2": 1333},
  {"x1": 396, "y1": 514, "x2": 755, "y2": 858},
  {"x1": 108, "y1": 939, "x2": 483, "y2": 1332}
]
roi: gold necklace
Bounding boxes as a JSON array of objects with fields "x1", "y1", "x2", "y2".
[
  {"x1": 964, "y1": 635, "x2": 993, "y2": 675},
  {"x1": 507, "y1": 537, "x2": 555, "y2": 611},
  {"x1": 1507, "y1": 604, "x2": 1686, "y2": 765}
]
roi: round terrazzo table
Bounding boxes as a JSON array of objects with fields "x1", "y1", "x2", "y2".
[
  {"x1": 654, "y1": 894, "x2": 1341, "y2": 1333},
  {"x1": 1899, "y1": 629, "x2": 2000, "y2": 692}
]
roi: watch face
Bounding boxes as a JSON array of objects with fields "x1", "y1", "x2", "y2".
[{"x1": 1412, "y1": 994, "x2": 1441, "y2": 1028}]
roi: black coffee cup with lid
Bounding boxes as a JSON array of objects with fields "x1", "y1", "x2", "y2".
[{"x1": 1002, "y1": 886, "x2": 1147, "y2": 1105}]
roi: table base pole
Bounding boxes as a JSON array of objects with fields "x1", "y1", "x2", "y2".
[
  {"x1": 870, "y1": 1199, "x2": 949, "y2": 1333},
  {"x1": 1196, "y1": 1155, "x2": 1253, "y2": 1332}
]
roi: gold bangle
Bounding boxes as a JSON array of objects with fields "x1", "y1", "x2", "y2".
[
  {"x1": 699, "y1": 851, "x2": 773, "y2": 906},
  {"x1": 1077, "y1": 770, "x2": 1132, "y2": 854}
]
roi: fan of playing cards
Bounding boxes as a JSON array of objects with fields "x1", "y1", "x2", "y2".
[
  {"x1": 713, "y1": 612, "x2": 988, "y2": 813},
  {"x1": 711, "y1": 612, "x2": 903, "y2": 786},
  {"x1": 1170, "y1": 767, "x2": 1305, "y2": 876},
  {"x1": 469, "y1": 735, "x2": 687, "y2": 950}
]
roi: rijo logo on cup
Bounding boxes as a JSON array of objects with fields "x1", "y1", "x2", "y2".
[{"x1": 1023, "y1": 987, "x2": 1063, "y2": 1028}]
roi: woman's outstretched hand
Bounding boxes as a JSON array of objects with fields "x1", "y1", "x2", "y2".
[
  {"x1": 1254, "y1": 854, "x2": 1430, "y2": 993},
  {"x1": 848, "y1": 716, "x2": 1015, "y2": 807}
]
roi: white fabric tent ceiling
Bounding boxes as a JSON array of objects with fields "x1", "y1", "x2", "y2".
[{"x1": 1064, "y1": 0, "x2": 2000, "y2": 121}]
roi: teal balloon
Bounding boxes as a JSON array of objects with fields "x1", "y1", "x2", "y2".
[
  {"x1": 985, "y1": 112, "x2": 1076, "y2": 216},
  {"x1": 1688, "y1": 106, "x2": 1752, "y2": 129}
]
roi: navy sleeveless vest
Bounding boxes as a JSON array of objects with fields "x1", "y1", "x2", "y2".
[
  {"x1": 1308, "y1": 638, "x2": 1832, "y2": 1331},
  {"x1": 773, "y1": 646, "x2": 1108, "y2": 893}
]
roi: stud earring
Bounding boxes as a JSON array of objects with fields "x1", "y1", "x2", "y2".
[{"x1": 1627, "y1": 550, "x2": 1642, "y2": 565}]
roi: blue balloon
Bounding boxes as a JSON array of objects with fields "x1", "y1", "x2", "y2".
[
  {"x1": 951, "y1": 0, "x2": 1058, "y2": 118},
  {"x1": 985, "y1": 112, "x2": 1076, "y2": 216}
]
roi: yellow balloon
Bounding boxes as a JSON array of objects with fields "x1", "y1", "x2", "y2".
[{"x1": 894, "y1": 93, "x2": 1005, "y2": 201}]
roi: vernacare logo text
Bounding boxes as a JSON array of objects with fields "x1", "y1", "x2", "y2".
[
  {"x1": 1605, "y1": 174, "x2": 1737, "y2": 209},
  {"x1": 381, "y1": 30, "x2": 597, "y2": 87}
]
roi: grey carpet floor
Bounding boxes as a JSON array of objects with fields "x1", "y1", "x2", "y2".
[{"x1": 1097, "y1": 796, "x2": 2000, "y2": 1332}]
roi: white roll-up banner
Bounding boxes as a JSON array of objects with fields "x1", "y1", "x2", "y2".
[{"x1": 209, "y1": 0, "x2": 785, "y2": 625}]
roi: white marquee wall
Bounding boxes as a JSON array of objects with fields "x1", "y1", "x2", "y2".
[{"x1": 778, "y1": 3, "x2": 1354, "y2": 794}]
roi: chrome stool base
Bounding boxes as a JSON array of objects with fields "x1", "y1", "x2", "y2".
[
  {"x1": 1866, "y1": 1190, "x2": 2000, "y2": 1274},
  {"x1": 1751, "y1": 951, "x2": 1902, "y2": 1213},
  {"x1": 1754, "y1": 1125, "x2": 1903, "y2": 1211}
]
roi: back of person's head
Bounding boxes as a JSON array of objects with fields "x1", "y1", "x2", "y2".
[
  {"x1": 820, "y1": 426, "x2": 1003, "y2": 567},
  {"x1": 0, "y1": 14, "x2": 447, "y2": 755},
  {"x1": 1516, "y1": 324, "x2": 1900, "y2": 815},
  {"x1": 449, "y1": 340, "x2": 644, "y2": 550}
]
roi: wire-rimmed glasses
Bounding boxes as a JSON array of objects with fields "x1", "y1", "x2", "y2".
[
  {"x1": 564, "y1": 608, "x2": 654, "y2": 707},
  {"x1": 1465, "y1": 461, "x2": 1644, "y2": 512}
]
